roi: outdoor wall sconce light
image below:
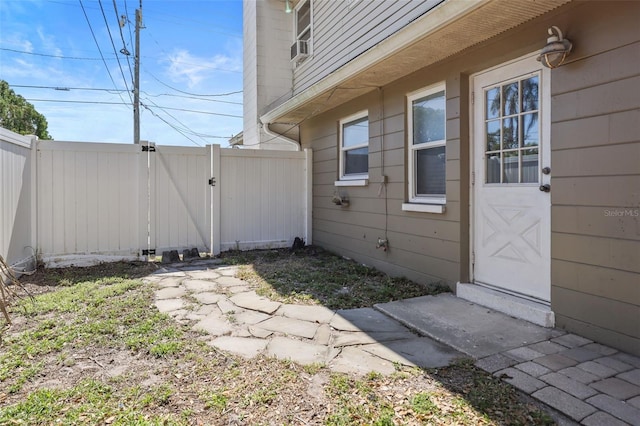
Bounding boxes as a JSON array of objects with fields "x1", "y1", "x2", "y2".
[
  {"x1": 332, "y1": 192, "x2": 349, "y2": 207},
  {"x1": 537, "y1": 26, "x2": 573, "y2": 69},
  {"x1": 285, "y1": 0, "x2": 292, "y2": 13}
]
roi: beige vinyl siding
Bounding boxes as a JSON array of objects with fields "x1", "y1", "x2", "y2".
[
  {"x1": 293, "y1": 0, "x2": 443, "y2": 95},
  {"x1": 302, "y1": 71, "x2": 464, "y2": 286},
  {"x1": 549, "y1": 1, "x2": 640, "y2": 354}
]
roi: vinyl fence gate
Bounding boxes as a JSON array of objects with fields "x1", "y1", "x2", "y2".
[{"x1": 35, "y1": 141, "x2": 312, "y2": 266}]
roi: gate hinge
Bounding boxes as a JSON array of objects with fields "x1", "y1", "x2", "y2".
[
  {"x1": 142, "y1": 145, "x2": 156, "y2": 152},
  {"x1": 208, "y1": 177, "x2": 216, "y2": 186},
  {"x1": 142, "y1": 249, "x2": 156, "y2": 255}
]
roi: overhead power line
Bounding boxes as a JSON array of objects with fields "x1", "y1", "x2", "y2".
[
  {"x1": 78, "y1": 0, "x2": 129, "y2": 105},
  {"x1": 26, "y1": 98, "x2": 242, "y2": 118},
  {"x1": 144, "y1": 69, "x2": 242, "y2": 97},
  {"x1": 0, "y1": 47, "x2": 116, "y2": 60},
  {"x1": 97, "y1": 0, "x2": 132, "y2": 103}
]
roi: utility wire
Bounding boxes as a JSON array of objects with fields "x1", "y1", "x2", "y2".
[
  {"x1": 140, "y1": 91, "x2": 242, "y2": 105},
  {"x1": 112, "y1": 0, "x2": 135, "y2": 82},
  {"x1": 27, "y1": 98, "x2": 242, "y2": 118},
  {"x1": 79, "y1": 0, "x2": 129, "y2": 105},
  {"x1": 11, "y1": 84, "x2": 127, "y2": 92},
  {"x1": 140, "y1": 102, "x2": 204, "y2": 147},
  {"x1": 8, "y1": 84, "x2": 241, "y2": 105},
  {"x1": 144, "y1": 69, "x2": 241, "y2": 97},
  {"x1": 97, "y1": 0, "x2": 132, "y2": 103},
  {"x1": 142, "y1": 97, "x2": 210, "y2": 145},
  {"x1": 0, "y1": 47, "x2": 116, "y2": 60}
]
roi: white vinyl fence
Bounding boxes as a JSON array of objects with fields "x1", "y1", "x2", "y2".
[
  {"x1": 1, "y1": 127, "x2": 312, "y2": 270},
  {"x1": 0, "y1": 129, "x2": 35, "y2": 273}
]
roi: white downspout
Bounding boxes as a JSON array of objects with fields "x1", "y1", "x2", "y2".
[{"x1": 260, "y1": 122, "x2": 300, "y2": 151}]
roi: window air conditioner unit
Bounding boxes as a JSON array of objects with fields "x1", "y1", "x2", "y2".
[{"x1": 291, "y1": 40, "x2": 309, "y2": 62}]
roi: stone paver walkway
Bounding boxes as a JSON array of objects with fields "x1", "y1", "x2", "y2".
[
  {"x1": 145, "y1": 260, "x2": 461, "y2": 377},
  {"x1": 146, "y1": 260, "x2": 640, "y2": 426}
]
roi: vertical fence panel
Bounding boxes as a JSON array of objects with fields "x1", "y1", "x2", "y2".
[
  {"x1": 151, "y1": 146, "x2": 210, "y2": 253},
  {"x1": 0, "y1": 129, "x2": 34, "y2": 271},
  {"x1": 36, "y1": 141, "x2": 141, "y2": 264},
  {"x1": 219, "y1": 149, "x2": 309, "y2": 251}
]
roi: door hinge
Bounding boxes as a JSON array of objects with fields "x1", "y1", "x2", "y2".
[
  {"x1": 471, "y1": 171, "x2": 475, "y2": 185},
  {"x1": 471, "y1": 91, "x2": 475, "y2": 105},
  {"x1": 142, "y1": 249, "x2": 156, "y2": 255},
  {"x1": 208, "y1": 177, "x2": 216, "y2": 186},
  {"x1": 471, "y1": 251, "x2": 475, "y2": 264},
  {"x1": 142, "y1": 145, "x2": 156, "y2": 152}
]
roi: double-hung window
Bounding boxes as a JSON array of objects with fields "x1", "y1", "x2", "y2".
[
  {"x1": 338, "y1": 111, "x2": 368, "y2": 184},
  {"x1": 406, "y1": 84, "x2": 446, "y2": 208}
]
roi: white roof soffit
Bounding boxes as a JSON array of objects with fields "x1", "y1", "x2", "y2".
[{"x1": 260, "y1": 0, "x2": 571, "y2": 125}]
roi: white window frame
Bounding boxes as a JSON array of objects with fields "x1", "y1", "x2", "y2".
[
  {"x1": 337, "y1": 110, "x2": 369, "y2": 185},
  {"x1": 406, "y1": 83, "x2": 446, "y2": 206},
  {"x1": 294, "y1": 0, "x2": 312, "y2": 56}
]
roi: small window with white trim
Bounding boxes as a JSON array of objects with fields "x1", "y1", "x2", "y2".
[
  {"x1": 338, "y1": 111, "x2": 368, "y2": 183},
  {"x1": 407, "y1": 83, "x2": 446, "y2": 205}
]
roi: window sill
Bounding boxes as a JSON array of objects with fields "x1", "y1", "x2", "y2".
[
  {"x1": 334, "y1": 179, "x2": 368, "y2": 187},
  {"x1": 402, "y1": 203, "x2": 446, "y2": 214}
]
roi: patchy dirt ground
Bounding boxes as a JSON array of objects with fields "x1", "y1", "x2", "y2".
[{"x1": 0, "y1": 253, "x2": 558, "y2": 425}]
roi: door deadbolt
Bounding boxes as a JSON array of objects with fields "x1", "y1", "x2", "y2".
[{"x1": 542, "y1": 167, "x2": 551, "y2": 175}]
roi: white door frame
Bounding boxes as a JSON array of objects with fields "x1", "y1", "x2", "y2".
[{"x1": 469, "y1": 52, "x2": 551, "y2": 303}]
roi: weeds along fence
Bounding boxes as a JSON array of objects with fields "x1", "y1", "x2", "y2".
[{"x1": 0, "y1": 128, "x2": 312, "y2": 274}]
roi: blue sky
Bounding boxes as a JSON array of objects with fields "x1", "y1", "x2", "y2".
[{"x1": 0, "y1": 0, "x2": 243, "y2": 146}]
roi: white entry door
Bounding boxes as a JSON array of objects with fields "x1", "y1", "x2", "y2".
[{"x1": 472, "y1": 55, "x2": 551, "y2": 302}]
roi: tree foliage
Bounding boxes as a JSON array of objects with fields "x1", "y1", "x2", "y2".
[{"x1": 0, "y1": 80, "x2": 52, "y2": 140}]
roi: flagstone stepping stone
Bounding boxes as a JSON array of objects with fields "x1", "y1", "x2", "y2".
[
  {"x1": 329, "y1": 346, "x2": 396, "y2": 376},
  {"x1": 332, "y1": 330, "x2": 417, "y2": 347},
  {"x1": 266, "y1": 336, "x2": 329, "y2": 365},
  {"x1": 193, "y1": 292, "x2": 224, "y2": 305},
  {"x1": 234, "y1": 310, "x2": 270, "y2": 325},
  {"x1": 230, "y1": 291, "x2": 281, "y2": 314},
  {"x1": 314, "y1": 324, "x2": 333, "y2": 345},
  {"x1": 255, "y1": 316, "x2": 319, "y2": 339},
  {"x1": 332, "y1": 308, "x2": 409, "y2": 333},
  {"x1": 184, "y1": 270, "x2": 220, "y2": 280},
  {"x1": 209, "y1": 336, "x2": 268, "y2": 359},
  {"x1": 215, "y1": 266, "x2": 239, "y2": 276},
  {"x1": 155, "y1": 277, "x2": 184, "y2": 288},
  {"x1": 217, "y1": 297, "x2": 238, "y2": 314},
  {"x1": 248, "y1": 326, "x2": 273, "y2": 338},
  {"x1": 155, "y1": 298, "x2": 184, "y2": 313},
  {"x1": 277, "y1": 305, "x2": 335, "y2": 324},
  {"x1": 156, "y1": 287, "x2": 186, "y2": 300},
  {"x1": 182, "y1": 279, "x2": 218, "y2": 293},
  {"x1": 217, "y1": 276, "x2": 247, "y2": 287},
  {"x1": 193, "y1": 314, "x2": 234, "y2": 337}
]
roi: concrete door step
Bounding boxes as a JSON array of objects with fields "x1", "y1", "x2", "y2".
[
  {"x1": 374, "y1": 294, "x2": 561, "y2": 359},
  {"x1": 457, "y1": 283, "x2": 555, "y2": 328}
]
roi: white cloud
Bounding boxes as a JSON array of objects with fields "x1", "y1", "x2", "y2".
[
  {"x1": 163, "y1": 49, "x2": 241, "y2": 88},
  {"x1": 36, "y1": 26, "x2": 63, "y2": 57}
]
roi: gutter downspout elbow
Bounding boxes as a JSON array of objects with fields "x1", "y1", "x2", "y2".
[{"x1": 260, "y1": 121, "x2": 300, "y2": 151}]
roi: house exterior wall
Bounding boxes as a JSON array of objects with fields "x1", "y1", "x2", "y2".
[
  {"x1": 243, "y1": 0, "x2": 296, "y2": 149},
  {"x1": 292, "y1": 0, "x2": 443, "y2": 95},
  {"x1": 300, "y1": 1, "x2": 639, "y2": 355},
  {"x1": 546, "y1": 1, "x2": 640, "y2": 354}
]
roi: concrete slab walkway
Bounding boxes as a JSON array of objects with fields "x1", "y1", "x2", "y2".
[
  {"x1": 146, "y1": 260, "x2": 640, "y2": 426},
  {"x1": 376, "y1": 295, "x2": 640, "y2": 426}
]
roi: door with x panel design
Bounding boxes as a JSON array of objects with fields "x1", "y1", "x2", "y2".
[{"x1": 473, "y1": 55, "x2": 551, "y2": 302}]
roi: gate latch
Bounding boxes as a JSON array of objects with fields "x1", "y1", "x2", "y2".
[{"x1": 208, "y1": 177, "x2": 216, "y2": 186}]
